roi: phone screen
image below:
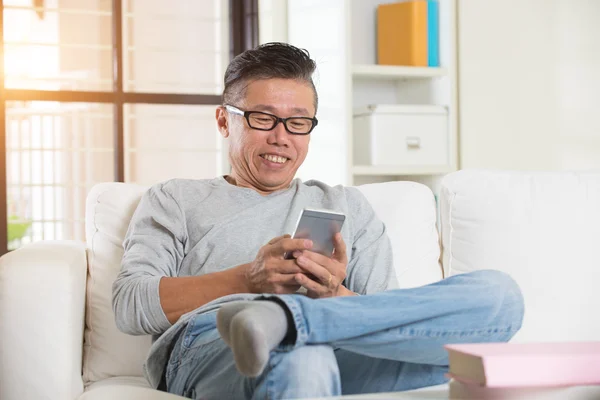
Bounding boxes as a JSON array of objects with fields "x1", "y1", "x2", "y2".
[{"x1": 284, "y1": 209, "x2": 346, "y2": 259}]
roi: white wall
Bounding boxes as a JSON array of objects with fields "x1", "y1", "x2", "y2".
[
  {"x1": 261, "y1": 0, "x2": 350, "y2": 186},
  {"x1": 458, "y1": 0, "x2": 600, "y2": 170}
]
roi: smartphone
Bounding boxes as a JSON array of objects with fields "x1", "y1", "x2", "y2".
[{"x1": 284, "y1": 208, "x2": 346, "y2": 259}]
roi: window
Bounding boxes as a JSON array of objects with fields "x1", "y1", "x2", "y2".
[{"x1": 1, "y1": 0, "x2": 258, "y2": 253}]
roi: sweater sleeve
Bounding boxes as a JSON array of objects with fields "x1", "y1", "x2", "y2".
[
  {"x1": 112, "y1": 181, "x2": 186, "y2": 335},
  {"x1": 344, "y1": 187, "x2": 397, "y2": 295}
]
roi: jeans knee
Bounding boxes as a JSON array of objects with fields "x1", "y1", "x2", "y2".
[
  {"x1": 471, "y1": 270, "x2": 525, "y2": 330},
  {"x1": 267, "y1": 345, "x2": 341, "y2": 398}
]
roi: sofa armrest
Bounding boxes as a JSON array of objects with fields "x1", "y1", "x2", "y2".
[{"x1": 0, "y1": 241, "x2": 87, "y2": 400}]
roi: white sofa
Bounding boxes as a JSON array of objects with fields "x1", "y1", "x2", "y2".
[{"x1": 1, "y1": 170, "x2": 600, "y2": 400}]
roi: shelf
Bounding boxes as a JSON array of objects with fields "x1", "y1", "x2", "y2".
[
  {"x1": 352, "y1": 64, "x2": 447, "y2": 80},
  {"x1": 352, "y1": 165, "x2": 453, "y2": 176}
]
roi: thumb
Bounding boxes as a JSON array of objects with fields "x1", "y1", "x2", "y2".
[{"x1": 332, "y1": 233, "x2": 347, "y2": 264}]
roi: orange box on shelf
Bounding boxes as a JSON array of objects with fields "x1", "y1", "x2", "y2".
[{"x1": 377, "y1": 1, "x2": 427, "y2": 66}]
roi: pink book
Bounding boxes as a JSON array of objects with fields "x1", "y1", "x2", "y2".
[
  {"x1": 444, "y1": 342, "x2": 600, "y2": 388},
  {"x1": 447, "y1": 379, "x2": 600, "y2": 400}
]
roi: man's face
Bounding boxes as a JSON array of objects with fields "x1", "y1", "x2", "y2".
[{"x1": 216, "y1": 78, "x2": 315, "y2": 194}]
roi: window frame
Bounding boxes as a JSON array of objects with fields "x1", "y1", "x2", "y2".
[{"x1": 0, "y1": 0, "x2": 259, "y2": 255}]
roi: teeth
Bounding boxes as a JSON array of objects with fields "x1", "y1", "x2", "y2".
[{"x1": 263, "y1": 154, "x2": 287, "y2": 164}]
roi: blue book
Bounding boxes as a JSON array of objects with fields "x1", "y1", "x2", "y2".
[{"x1": 427, "y1": 0, "x2": 440, "y2": 67}]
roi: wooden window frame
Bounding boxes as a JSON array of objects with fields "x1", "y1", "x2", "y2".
[{"x1": 0, "y1": 0, "x2": 258, "y2": 255}]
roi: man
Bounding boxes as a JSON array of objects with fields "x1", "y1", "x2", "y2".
[{"x1": 114, "y1": 43, "x2": 524, "y2": 400}]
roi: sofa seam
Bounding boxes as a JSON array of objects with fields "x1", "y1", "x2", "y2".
[
  {"x1": 446, "y1": 189, "x2": 457, "y2": 277},
  {"x1": 83, "y1": 185, "x2": 113, "y2": 384}
]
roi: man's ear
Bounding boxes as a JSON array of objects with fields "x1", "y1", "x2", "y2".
[{"x1": 216, "y1": 106, "x2": 229, "y2": 138}]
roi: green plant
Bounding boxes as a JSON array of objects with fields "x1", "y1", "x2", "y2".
[{"x1": 8, "y1": 215, "x2": 32, "y2": 243}]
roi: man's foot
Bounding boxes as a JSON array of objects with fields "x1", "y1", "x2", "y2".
[{"x1": 216, "y1": 300, "x2": 288, "y2": 377}]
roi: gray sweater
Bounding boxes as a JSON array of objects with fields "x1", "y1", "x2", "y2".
[{"x1": 113, "y1": 176, "x2": 395, "y2": 388}]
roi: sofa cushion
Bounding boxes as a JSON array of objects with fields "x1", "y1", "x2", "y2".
[
  {"x1": 81, "y1": 377, "x2": 449, "y2": 400},
  {"x1": 84, "y1": 183, "x2": 150, "y2": 384},
  {"x1": 440, "y1": 170, "x2": 600, "y2": 342},
  {"x1": 81, "y1": 376, "x2": 186, "y2": 399},
  {"x1": 357, "y1": 181, "x2": 442, "y2": 289},
  {"x1": 83, "y1": 180, "x2": 442, "y2": 383}
]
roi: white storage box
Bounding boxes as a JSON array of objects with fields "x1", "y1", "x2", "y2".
[{"x1": 353, "y1": 105, "x2": 449, "y2": 167}]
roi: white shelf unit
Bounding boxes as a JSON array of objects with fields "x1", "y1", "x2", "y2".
[
  {"x1": 352, "y1": 64, "x2": 448, "y2": 80},
  {"x1": 353, "y1": 165, "x2": 454, "y2": 176},
  {"x1": 284, "y1": 0, "x2": 458, "y2": 190},
  {"x1": 348, "y1": 0, "x2": 458, "y2": 188}
]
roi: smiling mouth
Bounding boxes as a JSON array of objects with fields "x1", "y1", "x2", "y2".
[{"x1": 260, "y1": 154, "x2": 289, "y2": 164}]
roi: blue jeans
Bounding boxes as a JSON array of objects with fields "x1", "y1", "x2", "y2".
[{"x1": 166, "y1": 270, "x2": 524, "y2": 400}]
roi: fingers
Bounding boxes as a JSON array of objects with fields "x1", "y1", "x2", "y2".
[
  {"x1": 332, "y1": 232, "x2": 348, "y2": 263},
  {"x1": 270, "y1": 273, "x2": 301, "y2": 286},
  {"x1": 294, "y1": 273, "x2": 328, "y2": 297},
  {"x1": 295, "y1": 249, "x2": 331, "y2": 267},
  {"x1": 267, "y1": 234, "x2": 291, "y2": 245},
  {"x1": 295, "y1": 253, "x2": 335, "y2": 286},
  {"x1": 270, "y1": 273, "x2": 303, "y2": 294},
  {"x1": 269, "y1": 238, "x2": 313, "y2": 256},
  {"x1": 272, "y1": 260, "x2": 303, "y2": 274}
]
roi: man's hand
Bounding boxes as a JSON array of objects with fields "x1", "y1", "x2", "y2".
[
  {"x1": 245, "y1": 234, "x2": 315, "y2": 294},
  {"x1": 292, "y1": 233, "x2": 355, "y2": 298}
]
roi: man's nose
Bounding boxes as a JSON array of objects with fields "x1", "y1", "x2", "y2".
[{"x1": 267, "y1": 121, "x2": 290, "y2": 146}]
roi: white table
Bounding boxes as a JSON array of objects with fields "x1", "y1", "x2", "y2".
[
  {"x1": 305, "y1": 383, "x2": 600, "y2": 399},
  {"x1": 305, "y1": 385, "x2": 446, "y2": 399}
]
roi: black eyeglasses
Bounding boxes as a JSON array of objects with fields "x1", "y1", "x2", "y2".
[{"x1": 225, "y1": 104, "x2": 318, "y2": 135}]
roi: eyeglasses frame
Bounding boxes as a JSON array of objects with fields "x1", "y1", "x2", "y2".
[{"x1": 224, "y1": 104, "x2": 318, "y2": 135}]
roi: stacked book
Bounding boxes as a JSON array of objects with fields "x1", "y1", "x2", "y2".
[
  {"x1": 377, "y1": 0, "x2": 439, "y2": 67},
  {"x1": 444, "y1": 342, "x2": 600, "y2": 399}
]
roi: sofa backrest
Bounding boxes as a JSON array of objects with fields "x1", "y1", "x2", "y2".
[
  {"x1": 440, "y1": 170, "x2": 600, "y2": 343},
  {"x1": 83, "y1": 180, "x2": 442, "y2": 383},
  {"x1": 84, "y1": 183, "x2": 150, "y2": 384}
]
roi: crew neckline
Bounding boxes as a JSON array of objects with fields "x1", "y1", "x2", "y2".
[{"x1": 214, "y1": 175, "x2": 301, "y2": 197}]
